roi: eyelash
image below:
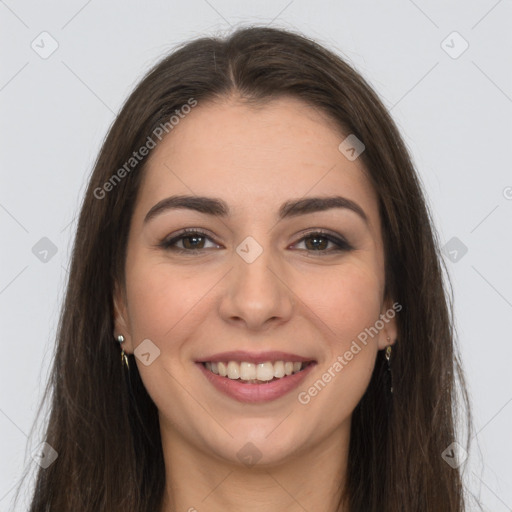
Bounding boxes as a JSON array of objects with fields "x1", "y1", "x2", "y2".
[{"x1": 158, "y1": 228, "x2": 353, "y2": 256}]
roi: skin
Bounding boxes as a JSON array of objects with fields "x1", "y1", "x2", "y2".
[{"x1": 114, "y1": 95, "x2": 397, "y2": 512}]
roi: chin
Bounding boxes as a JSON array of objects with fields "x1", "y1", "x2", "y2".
[{"x1": 213, "y1": 423, "x2": 307, "y2": 467}]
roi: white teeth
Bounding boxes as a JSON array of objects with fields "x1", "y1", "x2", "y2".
[
  {"x1": 240, "y1": 362, "x2": 256, "y2": 380},
  {"x1": 227, "y1": 361, "x2": 240, "y2": 379},
  {"x1": 274, "y1": 361, "x2": 285, "y2": 378},
  {"x1": 203, "y1": 360, "x2": 310, "y2": 381},
  {"x1": 256, "y1": 362, "x2": 274, "y2": 381},
  {"x1": 218, "y1": 361, "x2": 228, "y2": 377}
]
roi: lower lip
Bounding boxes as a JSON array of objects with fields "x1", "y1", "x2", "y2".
[{"x1": 197, "y1": 362, "x2": 316, "y2": 403}]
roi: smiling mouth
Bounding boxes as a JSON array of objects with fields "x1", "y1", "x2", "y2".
[{"x1": 202, "y1": 360, "x2": 314, "y2": 384}]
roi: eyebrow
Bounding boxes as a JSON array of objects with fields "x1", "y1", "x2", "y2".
[{"x1": 144, "y1": 194, "x2": 369, "y2": 225}]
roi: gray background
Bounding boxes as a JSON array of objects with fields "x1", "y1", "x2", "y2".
[{"x1": 1, "y1": 1, "x2": 511, "y2": 510}]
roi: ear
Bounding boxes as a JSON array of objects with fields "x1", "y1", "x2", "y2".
[
  {"x1": 377, "y1": 296, "x2": 400, "y2": 350},
  {"x1": 113, "y1": 281, "x2": 133, "y2": 353}
]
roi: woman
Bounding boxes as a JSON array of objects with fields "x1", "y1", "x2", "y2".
[{"x1": 16, "y1": 26, "x2": 474, "y2": 511}]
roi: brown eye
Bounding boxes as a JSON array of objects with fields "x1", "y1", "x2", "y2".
[
  {"x1": 293, "y1": 231, "x2": 352, "y2": 255},
  {"x1": 159, "y1": 229, "x2": 220, "y2": 253},
  {"x1": 178, "y1": 233, "x2": 206, "y2": 250}
]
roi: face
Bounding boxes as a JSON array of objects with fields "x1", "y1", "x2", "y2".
[{"x1": 114, "y1": 96, "x2": 397, "y2": 466}]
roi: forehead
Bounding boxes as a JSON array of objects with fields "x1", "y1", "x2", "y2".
[{"x1": 136, "y1": 96, "x2": 380, "y2": 231}]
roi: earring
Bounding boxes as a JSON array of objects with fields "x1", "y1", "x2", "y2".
[
  {"x1": 385, "y1": 336, "x2": 393, "y2": 395},
  {"x1": 116, "y1": 334, "x2": 129, "y2": 370}
]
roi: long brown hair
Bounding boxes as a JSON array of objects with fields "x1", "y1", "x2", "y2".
[{"x1": 13, "y1": 26, "x2": 474, "y2": 511}]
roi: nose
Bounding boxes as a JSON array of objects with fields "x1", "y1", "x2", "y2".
[{"x1": 218, "y1": 244, "x2": 295, "y2": 331}]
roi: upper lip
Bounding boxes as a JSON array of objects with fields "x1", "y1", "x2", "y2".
[{"x1": 196, "y1": 350, "x2": 316, "y2": 364}]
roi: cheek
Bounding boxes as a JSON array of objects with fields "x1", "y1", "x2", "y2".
[
  {"x1": 295, "y1": 259, "x2": 382, "y2": 400},
  {"x1": 124, "y1": 252, "x2": 216, "y2": 343},
  {"x1": 295, "y1": 266, "x2": 382, "y2": 416},
  {"x1": 291, "y1": 262, "x2": 384, "y2": 434},
  {"x1": 297, "y1": 259, "x2": 383, "y2": 348},
  {"x1": 123, "y1": 259, "x2": 209, "y2": 407}
]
